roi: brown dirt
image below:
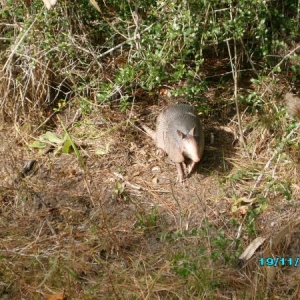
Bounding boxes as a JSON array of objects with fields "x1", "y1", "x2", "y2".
[{"x1": 2, "y1": 92, "x2": 300, "y2": 299}]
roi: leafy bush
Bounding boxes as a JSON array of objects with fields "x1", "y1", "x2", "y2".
[{"x1": 0, "y1": 0, "x2": 299, "y2": 120}]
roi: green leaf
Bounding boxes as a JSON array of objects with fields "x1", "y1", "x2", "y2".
[
  {"x1": 62, "y1": 139, "x2": 72, "y2": 153},
  {"x1": 29, "y1": 141, "x2": 46, "y2": 149},
  {"x1": 45, "y1": 131, "x2": 64, "y2": 144}
]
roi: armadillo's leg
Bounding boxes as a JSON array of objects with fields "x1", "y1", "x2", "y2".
[{"x1": 176, "y1": 162, "x2": 185, "y2": 183}]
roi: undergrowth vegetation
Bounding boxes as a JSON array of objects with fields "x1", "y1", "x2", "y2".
[
  {"x1": 1, "y1": 0, "x2": 299, "y2": 119},
  {"x1": 1, "y1": 0, "x2": 300, "y2": 299}
]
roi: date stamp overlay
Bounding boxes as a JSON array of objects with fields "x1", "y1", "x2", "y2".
[{"x1": 259, "y1": 257, "x2": 300, "y2": 267}]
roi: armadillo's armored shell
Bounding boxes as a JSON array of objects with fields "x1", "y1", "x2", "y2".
[{"x1": 156, "y1": 104, "x2": 204, "y2": 164}]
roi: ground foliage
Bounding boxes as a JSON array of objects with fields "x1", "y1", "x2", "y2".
[{"x1": 1, "y1": 0, "x2": 300, "y2": 299}]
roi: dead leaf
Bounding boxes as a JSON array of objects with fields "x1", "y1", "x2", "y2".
[
  {"x1": 240, "y1": 197, "x2": 256, "y2": 204},
  {"x1": 41, "y1": 0, "x2": 58, "y2": 9},
  {"x1": 89, "y1": 0, "x2": 101, "y2": 12},
  {"x1": 239, "y1": 237, "x2": 266, "y2": 260},
  {"x1": 45, "y1": 292, "x2": 65, "y2": 300},
  {"x1": 237, "y1": 205, "x2": 248, "y2": 215}
]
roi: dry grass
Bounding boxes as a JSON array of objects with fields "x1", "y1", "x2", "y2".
[
  {"x1": 1, "y1": 2, "x2": 300, "y2": 300},
  {"x1": 1, "y1": 87, "x2": 300, "y2": 299}
]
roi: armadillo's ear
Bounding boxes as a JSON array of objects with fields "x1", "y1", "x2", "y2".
[
  {"x1": 189, "y1": 127, "x2": 196, "y2": 136},
  {"x1": 177, "y1": 130, "x2": 184, "y2": 139}
]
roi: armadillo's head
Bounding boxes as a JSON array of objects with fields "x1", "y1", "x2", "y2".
[{"x1": 177, "y1": 128, "x2": 201, "y2": 162}]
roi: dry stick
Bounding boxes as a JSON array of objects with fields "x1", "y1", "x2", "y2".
[
  {"x1": 236, "y1": 45, "x2": 300, "y2": 239},
  {"x1": 131, "y1": 2, "x2": 141, "y2": 51},
  {"x1": 2, "y1": 14, "x2": 39, "y2": 71},
  {"x1": 240, "y1": 39, "x2": 257, "y2": 73},
  {"x1": 236, "y1": 122, "x2": 300, "y2": 239},
  {"x1": 37, "y1": 255, "x2": 59, "y2": 289},
  {"x1": 170, "y1": 182, "x2": 183, "y2": 232},
  {"x1": 96, "y1": 23, "x2": 154, "y2": 59},
  {"x1": 227, "y1": 5, "x2": 247, "y2": 151},
  {"x1": 267, "y1": 44, "x2": 300, "y2": 77},
  {"x1": 260, "y1": 44, "x2": 300, "y2": 101},
  {"x1": 199, "y1": 3, "x2": 211, "y2": 58},
  {"x1": 247, "y1": 45, "x2": 300, "y2": 199},
  {"x1": 249, "y1": 123, "x2": 300, "y2": 199},
  {"x1": 126, "y1": 2, "x2": 141, "y2": 128},
  {"x1": 226, "y1": 39, "x2": 247, "y2": 149}
]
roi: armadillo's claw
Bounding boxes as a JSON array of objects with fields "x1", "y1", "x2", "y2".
[
  {"x1": 187, "y1": 161, "x2": 197, "y2": 174},
  {"x1": 156, "y1": 148, "x2": 166, "y2": 157}
]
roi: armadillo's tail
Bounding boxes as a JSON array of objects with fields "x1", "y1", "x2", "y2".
[{"x1": 131, "y1": 120, "x2": 156, "y2": 140}]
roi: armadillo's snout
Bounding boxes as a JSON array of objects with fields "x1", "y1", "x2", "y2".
[
  {"x1": 184, "y1": 138, "x2": 201, "y2": 162},
  {"x1": 190, "y1": 152, "x2": 201, "y2": 162}
]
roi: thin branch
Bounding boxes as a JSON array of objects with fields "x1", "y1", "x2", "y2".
[
  {"x1": 97, "y1": 23, "x2": 154, "y2": 59},
  {"x1": 226, "y1": 39, "x2": 247, "y2": 149},
  {"x1": 268, "y1": 44, "x2": 300, "y2": 77},
  {"x1": 2, "y1": 15, "x2": 39, "y2": 71}
]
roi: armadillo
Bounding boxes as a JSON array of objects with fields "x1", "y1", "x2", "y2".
[{"x1": 141, "y1": 104, "x2": 204, "y2": 182}]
